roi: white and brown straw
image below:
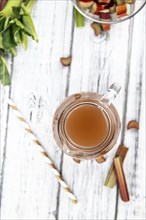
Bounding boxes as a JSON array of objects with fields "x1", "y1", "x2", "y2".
[{"x1": 8, "y1": 99, "x2": 78, "y2": 204}]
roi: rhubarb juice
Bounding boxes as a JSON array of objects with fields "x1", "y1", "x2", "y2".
[{"x1": 64, "y1": 104, "x2": 110, "y2": 147}]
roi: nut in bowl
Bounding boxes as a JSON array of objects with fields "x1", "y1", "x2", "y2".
[{"x1": 72, "y1": 0, "x2": 146, "y2": 24}]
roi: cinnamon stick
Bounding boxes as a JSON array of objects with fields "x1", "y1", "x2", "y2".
[
  {"x1": 104, "y1": 145, "x2": 128, "y2": 188},
  {"x1": 114, "y1": 157, "x2": 130, "y2": 202}
]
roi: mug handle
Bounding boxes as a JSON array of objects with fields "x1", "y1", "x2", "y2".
[{"x1": 100, "y1": 83, "x2": 121, "y2": 105}]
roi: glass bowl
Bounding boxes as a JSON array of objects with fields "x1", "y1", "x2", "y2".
[{"x1": 72, "y1": 0, "x2": 146, "y2": 24}]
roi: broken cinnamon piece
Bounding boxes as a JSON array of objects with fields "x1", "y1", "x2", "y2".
[
  {"x1": 104, "y1": 145, "x2": 128, "y2": 188},
  {"x1": 60, "y1": 56, "x2": 72, "y2": 66},
  {"x1": 91, "y1": 22, "x2": 102, "y2": 36},
  {"x1": 127, "y1": 120, "x2": 139, "y2": 129},
  {"x1": 114, "y1": 156, "x2": 130, "y2": 202},
  {"x1": 96, "y1": 156, "x2": 106, "y2": 163},
  {"x1": 73, "y1": 158, "x2": 81, "y2": 164}
]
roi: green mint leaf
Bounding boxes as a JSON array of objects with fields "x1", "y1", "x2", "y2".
[
  {"x1": 21, "y1": 3, "x2": 38, "y2": 42},
  {"x1": 2, "y1": 27, "x2": 17, "y2": 49},
  {"x1": 0, "y1": 55, "x2": 11, "y2": 85},
  {"x1": 12, "y1": 24, "x2": 22, "y2": 45}
]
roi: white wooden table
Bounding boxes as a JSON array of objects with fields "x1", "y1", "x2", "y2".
[{"x1": 0, "y1": 1, "x2": 146, "y2": 219}]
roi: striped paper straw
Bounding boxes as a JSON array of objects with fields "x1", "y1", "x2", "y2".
[{"x1": 8, "y1": 99, "x2": 78, "y2": 204}]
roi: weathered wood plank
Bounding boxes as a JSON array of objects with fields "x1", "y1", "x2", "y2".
[
  {"x1": 58, "y1": 8, "x2": 137, "y2": 220},
  {"x1": 1, "y1": 1, "x2": 74, "y2": 219},
  {"x1": 0, "y1": 1, "x2": 145, "y2": 220},
  {"x1": 0, "y1": 55, "x2": 13, "y2": 192},
  {"x1": 116, "y1": 5, "x2": 146, "y2": 220}
]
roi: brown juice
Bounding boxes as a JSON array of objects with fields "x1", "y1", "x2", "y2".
[{"x1": 65, "y1": 104, "x2": 109, "y2": 147}]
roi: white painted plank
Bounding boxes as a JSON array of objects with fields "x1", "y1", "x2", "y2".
[
  {"x1": 0, "y1": 0, "x2": 145, "y2": 220},
  {"x1": 1, "y1": 1, "x2": 74, "y2": 219},
  {"x1": 0, "y1": 55, "x2": 13, "y2": 183},
  {"x1": 58, "y1": 9, "x2": 135, "y2": 220},
  {"x1": 116, "y1": 5, "x2": 146, "y2": 220}
]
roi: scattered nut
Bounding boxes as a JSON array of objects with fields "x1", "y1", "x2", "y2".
[
  {"x1": 60, "y1": 56, "x2": 72, "y2": 66},
  {"x1": 91, "y1": 22, "x2": 101, "y2": 36},
  {"x1": 127, "y1": 120, "x2": 139, "y2": 129},
  {"x1": 73, "y1": 158, "x2": 81, "y2": 164},
  {"x1": 96, "y1": 156, "x2": 106, "y2": 163}
]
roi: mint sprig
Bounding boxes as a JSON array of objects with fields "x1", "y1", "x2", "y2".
[{"x1": 0, "y1": 0, "x2": 37, "y2": 86}]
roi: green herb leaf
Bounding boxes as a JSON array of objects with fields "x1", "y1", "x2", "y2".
[
  {"x1": 21, "y1": 4, "x2": 38, "y2": 42},
  {"x1": 0, "y1": 55, "x2": 11, "y2": 85},
  {"x1": 2, "y1": 27, "x2": 17, "y2": 49},
  {"x1": 12, "y1": 24, "x2": 22, "y2": 45},
  {"x1": 0, "y1": 0, "x2": 37, "y2": 85},
  {"x1": 0, "y1": 17, "x2": 5, "y2": 31},
  {"x1": 21, "y1": 31, "x2": 28, "y2": 49},
  {"x1": 0, "y1": 34, "x2": 4, "y2": 49}
]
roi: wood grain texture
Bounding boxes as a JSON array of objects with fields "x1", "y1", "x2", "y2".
[{"x1": 0, "y1": 0, "x2": 145, "y2": 219}]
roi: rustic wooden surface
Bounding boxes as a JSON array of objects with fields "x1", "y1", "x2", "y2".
[{"x1": 0, "y1": 1, "x2": 145, "y2": 219}]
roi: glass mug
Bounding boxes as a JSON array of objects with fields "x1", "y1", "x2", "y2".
[{"x1": 53, "y1": 83, "x2": 121, "y2": 161}]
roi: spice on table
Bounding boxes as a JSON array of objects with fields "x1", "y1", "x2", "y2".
[
  {"x1": 96, "y1": 156, "x2": 106, "y2": 163},
  {"x1": 91, "y1": 23, "x2": 102, "y2": 36},
  {"x1": 60, "y1": 56, "x2": 72, "y2": 66},
  {"x1": 104, "y1": 145, "x2": 128, "y2": 188},
  {"x1": 73, "y1": 158, "x2": 81, "y2": 163},
  {"x1": 114, "y1": 156, "x2": 130, "y2": 202},
  {"x1": 127, "y1": 120, "x2": 139, "y2": 129}
]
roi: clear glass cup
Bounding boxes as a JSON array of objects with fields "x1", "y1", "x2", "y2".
[
  {"x1": 53, "y1": 83, "x2": 121, "y2": 160},
  {"x1": 72, "y1": 0, "x2": 146, "y2": 24}
]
